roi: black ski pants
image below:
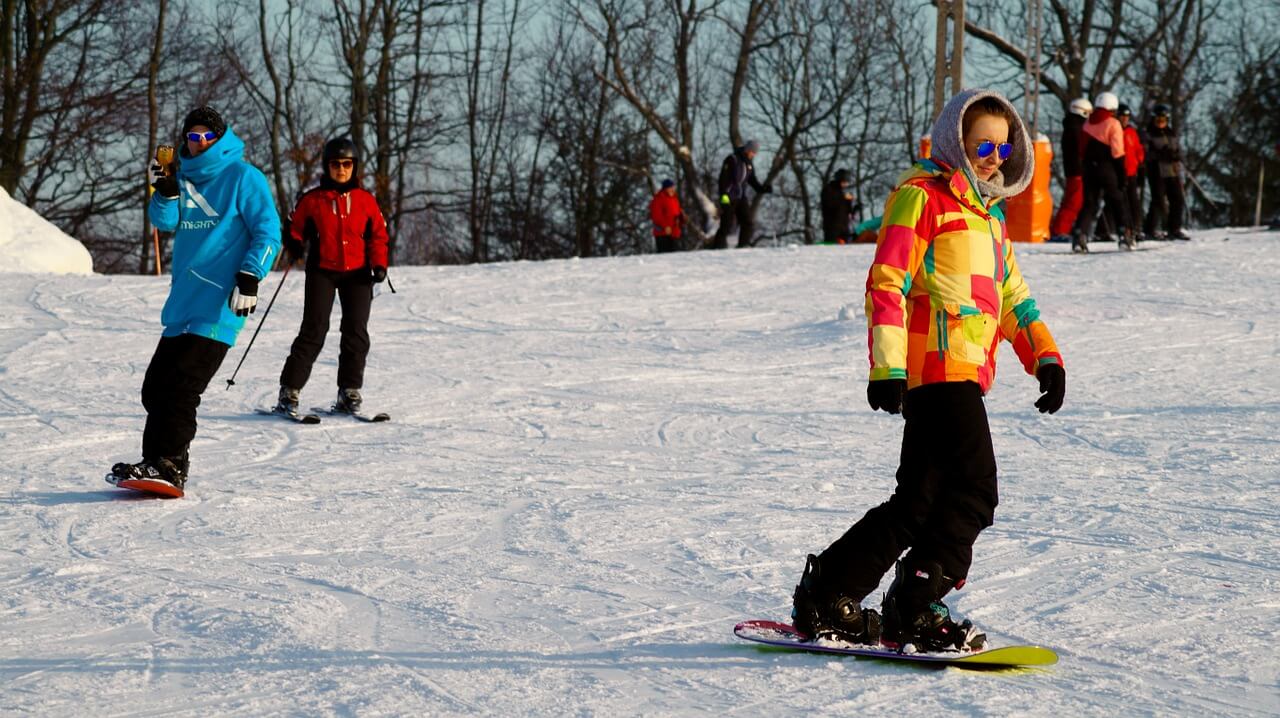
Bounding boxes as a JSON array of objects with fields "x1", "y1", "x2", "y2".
[
  {"x1": 655, "y1": 235, "x2": 680, "y2": 254},
  {"x1": 280, "y1": 267, "x2": 373, "y2": 391},
  {"x1": 1073, "y1": 159, "x2": 1127, "y2": 241},
  {"x1": 141, "y1": 333, "x2": 229, "y2": 462},
  {"x1": 1144, "y1": 174, "x2": 1185, "y2": 235},
  {"x1": 712, "y1": 199, "x2": 753, "y2": 249},
  {"x1": 1123, "y1": 174, "x2": 1143, "y2": 236},
  {"x1": 819, "y1": 381, "x2": 998, "y2": 602}
]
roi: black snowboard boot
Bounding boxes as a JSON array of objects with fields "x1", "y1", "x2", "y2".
[
  {"x1": 881, "y1": 558, "x2": 985, "y2": 652},
  {"x1": 334, "y1": 387, "x2": 362, "y2": 414},
  {"x1": 791, "y1": 554, "x2": 881, "y2": 645},
  {"x1": 275, "y1": 385, "x2": 301, "y2": 414},
  {"x1": 109, "y1": 455, "x2": 188, "y2": 491}
]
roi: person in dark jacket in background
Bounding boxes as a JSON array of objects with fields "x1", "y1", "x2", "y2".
[
  {"x1": 1143, "y1": 104, "x2": 1190, "y2": 240},
  {"x1": 1117, "y1": 104, "x2": 1146, "y2": 241},
  {"x1": 650, "y1": 179, "x2": 684, "y2": 253},
  {"x1": 1050, "y1": 97, "x2": 1091, "y2": 242},
  {"x1": 820, "y1": 169, "x2": 863, "y2": 244},
  {"x1": 276, "y1": 137, "x2": 390, "y2": 417},
  {"x1": 712, "y1": 140, "x2": 772, "y2": 249}
]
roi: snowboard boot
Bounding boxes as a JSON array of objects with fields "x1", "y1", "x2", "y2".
[
  {"x1": 791, "y1": 554, "x2": 881, "y2": 645},
  {"x1": 881, "y1": 558, "x2": 985, "y2": 653},
  {"x1": 334, "y1": 387, "x2": 363, "y2": 414},
  {"x1": 1120, "y1": 231, "x2": 1137, "y2": 251},
  {"x1": 109, "y1": 456, "x2": 188, "y2": 491},
  {"x1": 1170, "y1": 228, "x2": 1191, "y2": 240},
  {"x1": 1071, "y1": 233, "x2": 1089, "y2": 254},
  {"x1": 275, "y1": 385, "x2": 301, "y2": 414}
]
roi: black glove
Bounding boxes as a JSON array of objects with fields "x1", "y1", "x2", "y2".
[
  {"x1": 371, "y1": 266, "x2": 387, "y2": 283},
  {"x1": 867, "y1": 379, "x2": 907, "y2": 415},
  {"x1": 152, "y1": 174, "x2": 179, "y2": 199},
  {"x1": 228, "y1": 272, "x2": 259, "y2": 317},
  {"x1": 1035, "y1": 363, "x2": 1065, "y2": 414},
  {"x1": 283, "y1": 238, "x2": 305, "y2": 264}
]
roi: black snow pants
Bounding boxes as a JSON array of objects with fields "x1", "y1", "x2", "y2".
[
  {"x1": 280, "y1": 267, "x2": 373, "y2": 391},
  {"x1": 712, "y1": 199, "x2": 754, "y2": 249},
  {"x1": 1144, "y1": 174, "x2": 1186, "y2": 236},
  {"x1": 1073, "y1": 156, "x2": 1127, "y2": 241},
  {"x1": 818, "y1": 381, "x2": 998, "y2": 601},
  {"x1": 141, "y1": 333, "x2": 229, "y2": 462}
]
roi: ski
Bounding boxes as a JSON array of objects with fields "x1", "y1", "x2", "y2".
[
  {"x1": 733, "y1": 620, "x2": 1057, "y2": 668},
  {"x1": 104, "y1": 473, "x2": 184, "y2": 499},
  {"x1": 311, "y1": 406, "x2": 390, "y2": 423},
  {"x1": 255, "y1": 407, "x2": 321, "y2": 424}
]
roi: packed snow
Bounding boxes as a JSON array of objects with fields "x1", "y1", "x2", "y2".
[
  {"x1": 2, "y1": 231, "x2": 1278, "y2": 715},
  {"x1": 0, "y1": 188, "x2": 93, "y2": 275}
]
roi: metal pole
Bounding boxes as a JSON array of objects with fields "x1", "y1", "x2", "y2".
[
  {"x1": 934, "y1": 0, "x2": 966, "y2": 121},
  {"x1": 1256, "y1": 162, "x2": 1265, "y2": 227},
  {"x1": 225, "y1": 264, "x2": 292, "y2": 390}
]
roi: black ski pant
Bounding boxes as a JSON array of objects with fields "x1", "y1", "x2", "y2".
[
  {"x1": 655, "y1": 235, "x2": 680, "y2": 253},
  {"x1": 712, "y1": 199, "x2": 753, "y2": 249},
  {"x1": 1144, "y1": 174, "x2": 1185, "y2": 236},
  {"x1": 1073, "y1": 160, "x2": 1127, "y2": 241},
  {"x1": 141, "y1": 333, "x2": 229, "y2": 463},
  {"x1": 1123, "y1": 174, "x2": 1143, "y2": 236},
  {"x1": 819, "y1": 381, "x2": 998, "y2": 602},
  {"x1": 280, "y1": 267, "x2": 373, "y2": 391}
]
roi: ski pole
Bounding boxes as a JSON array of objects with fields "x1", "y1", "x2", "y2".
[
  {"x1": 225, "y1": 264, "x2": 291, "y2": 390},
  {"x1": 385, "y1": 271, "x2": 397, "y2": 294}
]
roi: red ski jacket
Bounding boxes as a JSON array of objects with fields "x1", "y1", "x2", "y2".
[
  {"x1": 650, "y1": 190, "x2": 684, "y2": 238},
  {"x1": 1122, "y1": 126, "x2": 1145, "y2": 177},
  {"x1": 289, "y1": 186, "x2": 390, "y2": 272}
]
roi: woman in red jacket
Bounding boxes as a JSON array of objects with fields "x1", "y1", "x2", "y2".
[
  {"x1": 649, "y1": 179, "x2": 684, "y2": 253},
  {"x1": 275, "y1": 137, "x2": 390, "y2": 416}
]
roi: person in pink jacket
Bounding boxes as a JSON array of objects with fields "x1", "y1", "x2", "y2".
[{"x1": 1070, "y1": 92, "x2": 1131, "y2": 252}]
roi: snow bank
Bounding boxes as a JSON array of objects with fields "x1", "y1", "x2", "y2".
[{"x1": 0, "y1": 186, "x2": 93, "y2": 275}]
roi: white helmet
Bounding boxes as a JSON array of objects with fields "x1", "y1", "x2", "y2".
[
  {"x1": 1094, "y1": 92, "x2": 1119, "y2": 111},
  {"x1": 1068, "y1": 97, "x2": 1093, "y2": 118}
]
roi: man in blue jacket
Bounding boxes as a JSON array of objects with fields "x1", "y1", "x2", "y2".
[
  {"x1": 711, "y1": 140, "x2": 771, "y2": 249},
  {"x1": 107, "y1": 106, "x2": 281, "y2": 495}
]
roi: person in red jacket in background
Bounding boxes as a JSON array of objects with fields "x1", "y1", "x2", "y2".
[
  {"x1": 1071, "y1": 92, "x2": 1130, "y2": 253},
  {"x1": 1117, "y1": 104, "x2": 1146, "y2": 241},
  {"x1": 650, "y1": 178, "x2": 684, "y2": 253},
  {"x1": 275, "y1": 137, "x2": 390, "y2": 417}
]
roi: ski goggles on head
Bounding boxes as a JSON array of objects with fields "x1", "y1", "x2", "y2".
[
  {"x1": 328, "y1": 159, "x2": 354, "y2": 169},
  {"x1": 186, "y1": 130, "x2": 218, "y2": 142},
  {"x1": 975, "y1": 140, "x2": 1014, "y2": 160}
]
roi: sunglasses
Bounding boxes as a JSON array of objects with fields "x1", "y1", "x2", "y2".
[
  {"x1": 328, "y1": 159, "x2": 354, "y2": 169},
  {"x1": 186, "y1": 131, "x2": 218, "y2": 143},
  {"x1": 975, "y1": 140, "x2": 1013, "y2": 160}
]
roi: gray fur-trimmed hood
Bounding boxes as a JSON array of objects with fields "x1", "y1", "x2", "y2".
[{"x1": 927, "y1": 88, "x2": 1034, "y2": 202}]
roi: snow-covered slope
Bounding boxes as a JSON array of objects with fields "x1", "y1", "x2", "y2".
[
  {"x1": 0, "y1": 187, "x2": 93, "y2": 275},
  {"x1": 1, "y1": 232, "x2": 1278, "y2": 716}
]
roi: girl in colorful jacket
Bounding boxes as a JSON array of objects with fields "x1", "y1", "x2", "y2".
[
  {"x1": 791, "y1": 89, "x2": 1067, "y2": 652},
  {"x1": 276, "y1": 137, "x2": 390, "y2": 417}
]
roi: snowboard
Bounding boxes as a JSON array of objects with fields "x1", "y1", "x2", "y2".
[
  {"x1": 734, "y1": 620, "x2": 1057, "y2": 667},
  {"x1": 104, "y1": 473, "x2": 184, "y2": 499},
  {"x1": 311, "y1": 406, "x2": 390, "y2": 423},
  {"x1": 256, "y1": 407, "x2": 321, "y2": 424}
]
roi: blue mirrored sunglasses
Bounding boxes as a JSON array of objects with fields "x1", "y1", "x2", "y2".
[
  {"x1": 976, "y1": 140, "x2": 1013, "y2": 160},
  {"x1": 186, "y1": 131, "x2": 218, "y2": 143}
]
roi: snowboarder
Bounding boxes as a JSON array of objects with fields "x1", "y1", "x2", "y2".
[
  {"x1": 1049, "y1": 97, "x2": 1091, "y2": 242},
  {"x1": 790, "y1": 89, "x2": 1066, "y2": 653},
  {"x1": 275, "y1": 137, "x2": 390, "y2": 417},
  {"x1": 1071, "y1": 92, "x2": 1131, "y2": 252},
  {"x1": 711, "y1": 140, "x2": 771, "y2": 249},
  {"x1": 1142, "y1": 104, "x2": 1190, "y2": 240},
  {"x1": 649, "y1": 178, "x2": 684, "y2": 253},
  {"x1": 820, "y1": 169, "x2": 863, "y2": 244},
  {"x1": 109, "y1": 106, "x2": 282, "y2": 493},
  {"x1": 1118, "y1": 104, "x2": 1146, "y2": 241}
]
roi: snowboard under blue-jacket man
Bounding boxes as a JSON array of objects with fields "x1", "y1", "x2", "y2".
[{"x1": 108, "y1": 106, "x2": 281, "y2": 494}]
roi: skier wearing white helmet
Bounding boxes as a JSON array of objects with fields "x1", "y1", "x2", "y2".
[
  {"x1": 1071, "y1": 92, "x2": 1130, "y2": 252},
  {"x1": 1050, "y1": 97, "x2": 1092, "y2": 241}
]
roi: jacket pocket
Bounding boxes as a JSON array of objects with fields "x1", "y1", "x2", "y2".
[{"x1": 940, "y1": 304, "x2": 996, "y2": 365}]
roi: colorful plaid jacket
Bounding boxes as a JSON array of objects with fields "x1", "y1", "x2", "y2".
[{"x1": 865, "y1": 160, "x2": 1063, "y2": 392}]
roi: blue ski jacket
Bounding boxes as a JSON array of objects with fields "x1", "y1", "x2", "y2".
[{"x1": 149, "y1": 126, "x2": 281, "y2": 346}]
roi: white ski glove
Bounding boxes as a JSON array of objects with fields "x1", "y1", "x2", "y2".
[{"x1": 228, "y1": 272, "x2": 259, "y2": 317}]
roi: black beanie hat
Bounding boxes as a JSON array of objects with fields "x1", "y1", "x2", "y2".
[{"x1": 182, "y1": 106, "x2": 226, "y2": 137}]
